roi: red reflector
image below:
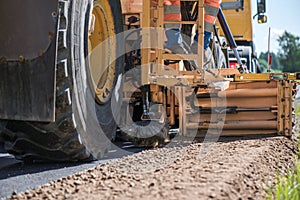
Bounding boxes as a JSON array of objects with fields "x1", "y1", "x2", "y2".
[
  {"x1": 268, "y1": 54, "x2": 272, "y2": 65},
  {"x1": 229, "y1": 62, "x2": 236, "y2": 68}
]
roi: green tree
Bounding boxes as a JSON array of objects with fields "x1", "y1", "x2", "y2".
[
  {"x1": 277, "y1": 31, "x2": 300, "y2": 72},
  {"x1": 258, "y1": 57, "x2": 268, "y2": 72},
  {"x1": 259, "y1": 52, "x2": 282, "y2": 71}
]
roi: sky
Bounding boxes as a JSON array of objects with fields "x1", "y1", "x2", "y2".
[{"x1": 251, "y1": 0, "x2": 300, "y2": 55}]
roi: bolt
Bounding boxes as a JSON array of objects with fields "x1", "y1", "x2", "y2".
[
  {"x1": 18, "y1": 56, "x2": 25, "y2": 62},
  {"x1": 52, "y1": 11, "x2": 57, "y2": 18},
  {"x1": 38, "y1": 50, "x2": 44, "y2": 57},
  {"x1": 0, "y1": 57, "x2": 6, "y2": 63},
  {"x1": 48, "y1": 32, "x2": 54, "y2": 39}
]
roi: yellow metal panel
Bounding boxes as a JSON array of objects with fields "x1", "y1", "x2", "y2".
[
  {"x1": 235, "y1": 73, "x2": 300, "y2": 81},
  {"x1": 218, "y1": 0, "x2": 253, "y2": 42},
  {"x1": 235, "y1": 73, "x2": 270, "y2": 81}
]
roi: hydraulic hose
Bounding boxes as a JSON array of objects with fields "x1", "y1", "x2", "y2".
[{"x1": 217, "y1": 8, "x2": 247, "y2": 73}]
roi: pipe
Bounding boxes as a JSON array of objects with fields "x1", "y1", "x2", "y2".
[{"x1": 217, "y1": 8, "x2": 247, "y2": 73}]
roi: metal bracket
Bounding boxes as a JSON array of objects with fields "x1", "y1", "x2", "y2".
[{"x1": 235, "y1": 72, "x2": 300, "y2": 81}]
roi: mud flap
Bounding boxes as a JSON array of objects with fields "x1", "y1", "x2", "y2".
[{"x1": 0, "y1": 0, "x2": 58, "y2": 121}]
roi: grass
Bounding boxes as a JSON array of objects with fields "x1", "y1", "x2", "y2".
[
  {"x1": 267, "y1": 102, "x2": 300, "y2": 200},
  {"x1": 267, "y1": 162, "x2": 300, "y2": 200},
  {"x1": 296, "y1": 106, "x2": 300, "y2": 117}
]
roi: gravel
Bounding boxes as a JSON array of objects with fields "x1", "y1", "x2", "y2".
[{"x1": 7, "y1": 136, "x2": 296, "y2": 200}]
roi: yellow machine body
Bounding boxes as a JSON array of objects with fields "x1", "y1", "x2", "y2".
[
  {"x1": 119, "y1": 0, "x2": 298, "y2": 138},
  {"x1": 219, "y1": 0, "x2": 253, "y2": 43}
]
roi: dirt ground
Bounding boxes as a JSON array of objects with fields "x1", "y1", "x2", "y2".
[{"x1": 8, "y1": 136, "x2": 296, "y2": 200}]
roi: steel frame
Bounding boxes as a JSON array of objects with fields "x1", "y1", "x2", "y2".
[{"x1": 121, "y1": 0, "x2": 299, "y2": 137}]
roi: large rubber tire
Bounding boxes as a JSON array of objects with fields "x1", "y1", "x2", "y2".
[{"x1": 0, "y1": 0, "x2": 123, "y2": 162}]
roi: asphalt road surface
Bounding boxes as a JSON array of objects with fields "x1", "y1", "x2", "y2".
[{"x1": 0, "y1": 141, "x2": 146, "y2": 199}]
